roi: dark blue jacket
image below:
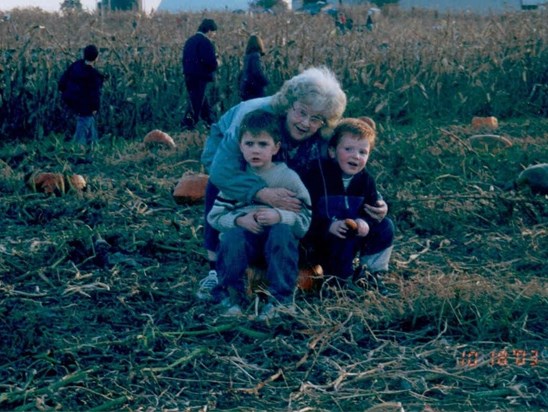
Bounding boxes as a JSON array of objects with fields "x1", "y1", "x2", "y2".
[
  {"x1": 182, "y1": 32, "x2": 218, "y2": 81},
  {"x1": 239, "y1": 51, "x2": 268, "y2": 100},
  {"x1": 303, "y1": 159, "x2": 379, "y2": 240},
  {"x1": 58, "y1": 59, "x2": 104, "y2": 116}
]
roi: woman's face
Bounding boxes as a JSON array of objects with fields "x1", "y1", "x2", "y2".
[{"x1": 285, "y1": 101, "x2": 326, "y2": 142}]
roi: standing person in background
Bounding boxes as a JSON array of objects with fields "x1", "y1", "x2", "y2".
[
  {"x1": 239, "y1": 34, "x2": 269, "y2": 101},
  {"x1": 366, "y1": 12, "x2": 374, "y2": 31},
  {"x1": 58, "y1": 44, "x2": 104, "y2": 146},
  {"x1": 195, "y1": 66, "x2": 388, "y2": 301},
  {"x1": 182, "y1": 18, "x2": 218, "y2": 130}
]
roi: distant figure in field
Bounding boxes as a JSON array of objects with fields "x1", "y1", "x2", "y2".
[
  {"x1": 335, "y1": 11, "x2": 353, "y2": 34},
  {"x1": 239, "y1": 34, "x2": 269, "y2": 101},
  {"x1": 58, "y1": 44, "x2": 104, "y2": 145},
  {"x1": 181, "y1": 18, "x2": 218, "y2": 130},
  {"x1": 366, "y1": 14, "x2": 374, "y2": 31}
]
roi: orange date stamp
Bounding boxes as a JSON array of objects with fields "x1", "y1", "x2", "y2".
[{"x1": 459, "y1": 349, "x2": 541, "y2": 368}]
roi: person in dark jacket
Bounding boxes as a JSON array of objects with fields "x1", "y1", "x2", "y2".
[
  {"x1": 302, "y1": 118, "x2": 395, "y2": 294},
  {"x1": 239, "y1": 34, "x2": 269, "y2": 101},
  {"x1": 182, "y1": 18, "x2": 218, "y2": 130},
  {"x1": 58, "y1": 44, "x2": 104, "y2": 145}
]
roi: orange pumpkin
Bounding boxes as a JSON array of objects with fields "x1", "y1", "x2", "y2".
[
  {"x1": 144, "y1": 129, "x2": 176, "y2": 149},
  {"x1": 297, "y1": 264, "x2": 324, "y2": 292},
  {"x1": 172, "y1": 173, "x2": 208, "y2": 204},
  {"x1": 344, "y1": 218, "x2": 358, "y2": 234},
  {"x1": 66, "y1": 174, "x2": 87, "y2": 191},
  {"x1": 246, "y1": 266, "x2": 268, "y2": 297},
  {"x1": 471, "y1": 116, "x2": 498, "y2": 130},
  {"x1": 28, "y1": 172, "x2": 65, "y2": 195}
]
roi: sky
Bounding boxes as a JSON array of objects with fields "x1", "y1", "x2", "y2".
[{"x1": 0, "y1": 0, "x2": 161, "y2": 13}]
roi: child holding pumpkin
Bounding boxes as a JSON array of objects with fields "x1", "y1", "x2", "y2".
[
  {"x1": 206, "y1": 109, "x2": 311, "y2": 319},
  {"x1": 302, "y1": 118, "x2": 395, "y2": 295}
]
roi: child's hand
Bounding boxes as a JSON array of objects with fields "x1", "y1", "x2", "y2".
[
  {"x1": 355, "y1": 218, "x2": 370, "y2": 237},
  {"x1": 364, "y1": 200, "x2": 388, "y2": 222},
  {"x1": 329, "y1": 220, "x2": 352, "y2": 239},
  {"x1": 236, "y1": 212, "x2": 263, "y2": 234},
  {"x1": 253, "y1": 208, "x2": 281, "y2": 227}
]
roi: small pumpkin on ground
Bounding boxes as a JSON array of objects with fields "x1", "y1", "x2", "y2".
[
  {"x1": 246, "y1": 266, "x2": 268, "y2": 298},
  {"x1": 66, "y1": 174, "x2": 87, "y2": 191},
  {"x1": 27, "y1": 172, "x2": 87, "y2": 195},
  {"x1": 246, "y1": 264, "x2": 325, "y2": 296},
  {"x1": 297, "y1": 264, "x2": 324, "y2": 292},
  {"x1": 172, "y1": 173, "x2": 208, "y2": 204},
  {"x1": 144, "y1": 129, "x2": 176, "y2": 149},
  {"x1": 471, "y1": 116, "x2": 499, "y2": 130},
  {"x1": 27, "y1": 172, "x2": 65, "y2": 195}
]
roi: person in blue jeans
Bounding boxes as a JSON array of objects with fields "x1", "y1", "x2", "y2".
[
  {"x1": 302, "y1": 118, "x2": 395, "y2": 294},
  {"x1": 196, "y1": 67, "x2": 389, "y2": 299},
  {"x1": 207, "y1": 109, "x2": 311, "y2": 319},
  {"x1": 58, "y1": 44, "x2": 104, "y2": 146}
]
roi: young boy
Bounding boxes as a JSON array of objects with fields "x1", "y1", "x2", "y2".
[
  {"x1": 302, "y1": 118, "x2": 395, "y2": 294},
  {"x1": 207, "y1": 109, "x2": 311, "y2": 319},
  {"x1": 59, "y1": 44, "x2": 104, "y2": 146}
]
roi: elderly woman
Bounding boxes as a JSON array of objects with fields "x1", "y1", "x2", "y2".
[{"x1": 197, "y1": 66, "x2": 389, "y2": 299}]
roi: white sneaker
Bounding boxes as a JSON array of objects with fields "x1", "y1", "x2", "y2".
[
  {"x1": 258, "y1": 302, "x2": 295, "y2": 321},
  {"x1": 196, "y1": 270, "x2": 218, "y2": 300},
  {"x1": 219, "y1": 297, "x2": 243, "y2": 317},
  {"x1": 223, "y1": 304, "x2": 243, "y2": 317}
]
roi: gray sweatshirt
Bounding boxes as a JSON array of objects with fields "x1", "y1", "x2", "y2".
[{"x1": 207, "y1": 162, "x2": 311, "y2": 239}]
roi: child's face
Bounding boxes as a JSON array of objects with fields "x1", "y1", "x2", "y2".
[
  {"x1": 328, "y1": 133, "x2": 370, "y2": 177},
  {"x1": 240, "y1": 131, "x2": 281, "y2": 171}
]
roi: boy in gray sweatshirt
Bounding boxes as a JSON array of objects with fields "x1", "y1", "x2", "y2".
[{"x1": 207, "y1": 109, "x2": 311, "y2": 320}]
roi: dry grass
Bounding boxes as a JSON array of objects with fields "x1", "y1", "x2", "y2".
[
  {"x1": 0, "y1": 114, "x2": 546, "y2": 410},
  {"x1": 0, "y1": 6, "x2": 547, "y2": 411}
]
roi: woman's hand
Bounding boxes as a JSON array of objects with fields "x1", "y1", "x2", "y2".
[
  {"x1": 255, "y1": 188, "x2": 301, "y2": 212},
  {"x1": 364, "y1": 200, "x2": 388, "y2": 222},
  {"x1": 253, "y1": 208, "x2": 281, "y2": 227}
]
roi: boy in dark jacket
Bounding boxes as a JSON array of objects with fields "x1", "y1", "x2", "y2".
[
  {"x1": 182, "y1": 18, "x2": 218, "y2": 130},
  {"x1": 302, "y1": 118, "x2": 395, "y2": 294},
  {"x1": 59, "y1": 44, "x2": 104, "y2": 145}
]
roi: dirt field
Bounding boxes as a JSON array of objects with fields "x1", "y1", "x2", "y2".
[{"x1": 0, "y1": 115, "x2": 546, "y2": 411}]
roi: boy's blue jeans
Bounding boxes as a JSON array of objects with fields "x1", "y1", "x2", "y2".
[
  {"x1": 74, "y1": 115, "x2": 98, "y2": 145},
  {"x1": 212, "y1": 224, "x2": 299, "y2": 304},
  {"x1": 204, "y1": 181, "x2": 220, "y2": 254},
  {"x1": 316, "y1": 217, "x2": 395, "y2": 279}
]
